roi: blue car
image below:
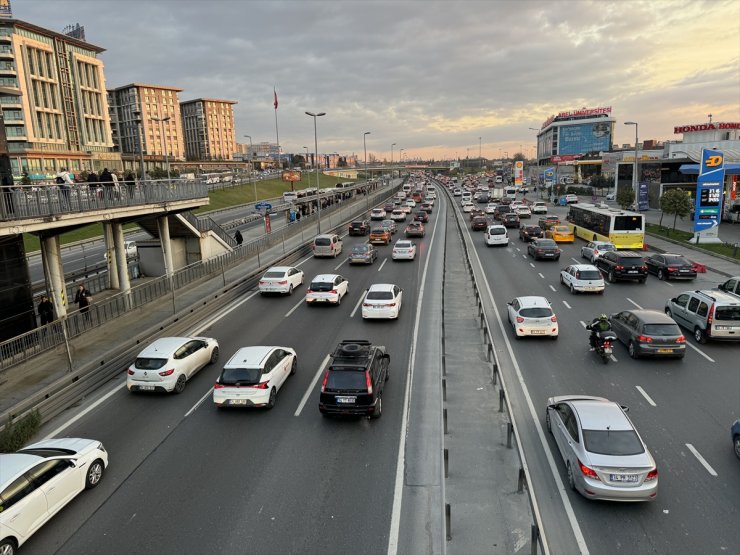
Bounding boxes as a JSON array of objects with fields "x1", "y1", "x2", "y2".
[{"x1": 733, "y1": 420, "x2": 740, "y2": 459}]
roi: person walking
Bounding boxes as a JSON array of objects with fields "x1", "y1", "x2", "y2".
[
  {"x1": 87, "y1": 169, "x2": 100, "y2": 201},
  {"x1": 124, "y1": 171, "x2": 136, "y2": 201},
  {"x1": 38, "y1": 294, "x2": 54, "y2": 326},
  {"x1": 74, "y1": 284, "x2": 92, "y2": 321},
  {"x1": 56, "y1": 168, "x2": 74, "y2": 209},
  {"x1": 234, "y1": 229, "x2": 243, "y2": 246}
]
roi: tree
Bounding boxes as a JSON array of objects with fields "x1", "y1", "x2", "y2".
[
  {"x1": 589, "y1": 174, "x2": 610, "y2": 194},
  {"x1": 616, "y1": 186, "x2": 635, "y2": 210},
  {"x1": 512, "y1": 152, "x2": 526, "y2": 162},
  {"x1": 293, "y1": 154, "x2": 306, "y2": 168},
  {"x1": 660, "y1": 188, "x2": 693, "y2": 231}
]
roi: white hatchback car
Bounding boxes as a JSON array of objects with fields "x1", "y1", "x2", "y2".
[
  {"x1": 507, "y1": 296, "x2": 558, "y2": 339},
  {"x1": 370, "y1": 208, "x2": 386, "y2": 220},
  {"x1": 485, "y1": 203, "x2": 497, "y2": 214},
  {"x1": 390, "y1": 209, "x2": 407, "y2": 222},
  {"x1": 462, "y1": 202, "x2": 474, "y2": 213},
  {"x1": 392, "y1": 240, "x2": 417, "y2": 260},
  {"x1": 127, "y1": 336, "x2": 220, "y2": 394},
  {"x1": 213, "y1": 346, "x2": 297, "y2": 409},
  {"x1": 305, "y1": 274, "x2": 349, "y2": 305},
  {"x1": 560, "y1": 264, "x2": 605, "y2": 294},
  {"x1": 362, "y1": 283, "x2": 403, "y2": 319},
  {"x1": 484, "y1": 225, "x2": 509, "y2": 247},
  {"x1": 516, "y1": 206, "x2": 532, "y2": 218},
  {"x1": 581, "y1": 241, "x2": 617, "y2": 263},
  {"x1": 258, "y1": 266, "x2": 305, "y2": 295},
  {"x1": 404, "y1": 199, "x2": 416, "y2": 208},
  {"x1": 0, "y1": 438, "x2": 109, "y2": 553},
  {"x1": 531, "y1": 201, "x2": 548, "y2": 214}
]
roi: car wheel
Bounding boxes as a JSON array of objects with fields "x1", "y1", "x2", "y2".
[
  {"x1": 371, "y1": 396, "x2": 382, "y2": 419},
  {"x1": 266, "y1": 387, "x2": 277, "y2": 409},
  {"x1": 545, "y1": 410, "x2": 552, "y2": 434},
  {"x1": 0, "y1": 538, "x2": 17, "y2": 555},
  {"x1": 173, "y1": 374, "x2": 187, "y2": 394},
  {"x1": 85, "y1": 459, "x2": 105, "y2": 489},
  {"x1": 288, "y1": 284, "x2": 294, "y2": 295},
  {"x1": 665, "y1": 308, "x2": 672, "y2": 317},
  {"x1": 566, "y1": 462, "x2": 576, "y2": 490},
  {"x1": 290, "y1": 357, "x2": 297, "y2": 375},
  {"x1": 734, "y1": 435, "x2": 740, "y2": 460},
  {"x1": 336, "y1": 294, "x2": 341, "y2": 306},
  {"x1": 300, "y1": 275, "x2": 304, "y2": 285},
  {"x1": 694, "y1": 327, "x2": 707, "y2": 344},
  {"x1": 608, "y1": 271, "x2": 616, "y2": 283},
  {"x1": 570, "y1": 283, "x2": 576, "y2": 294},
  {"x1": 628, "y1": 341, "x2": 638, "y2": 359},
  {"x1": 209, "y1": 347, "x2": 220, "y2": 365}
]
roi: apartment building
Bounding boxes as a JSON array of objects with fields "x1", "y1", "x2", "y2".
[
  {"x1": 180, "y1": 98, "x2": 237, "y2": 161},
  {"x1": 0, "y1": 17, "x2": 119, "y2": 179}
]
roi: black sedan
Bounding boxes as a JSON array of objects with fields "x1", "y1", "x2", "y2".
[
  {"x1": 644, "y1": 253, "x2": 697, "y2": 281},
  {"x1": 527, "y1": 238, "x2": 561, "y2": 261},
  {"x1": 609, "y1": 309, "x2": 686, "y2": 359},
  {"x1": 519, "y1": 225, "x2": 543, "y2": 242},
  {"x1": 501, "y1": 212, "x2": 521, "y2": 228},
  {"x1": 348, "y1": 220, "x2": 371, "y2": 236}
]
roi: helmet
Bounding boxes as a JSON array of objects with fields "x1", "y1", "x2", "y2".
[{"x1": 599, "y1": 314, "x2": 608, "y2": 321}]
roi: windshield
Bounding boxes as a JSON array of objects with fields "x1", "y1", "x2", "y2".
[
  {"x1": 371, "y1": 228, "x2": 385, "y2": 234},
  {"x1": 310, "y1": 281, "x2": 333, "y2": 291},
  {"x1": 135, "y1": 357, "x2": 167, "y2": 370},
  {"x1": 350, "y1": 222, "x2": 364, "y2": 228},
  {"x1": 366, "y1": 291, "x2": 394, "y2": 300},
  {"x1": 220, "y1": 367, "x2": 261, "y2": 385},
  {"x1": 663, "y1": 256, "x2": 688, "y2": 265},
  {"x1": 583, "y1": 429, "x2": 645, "y2": 456},
  {"x1": 395, "y1": 241, "x2": 412, "y2": 248},
  {"x1": 519, "y1": 307, "x2": 552, "y2": 318},
  {"x1": 537, "y1": 240, "x2": 557, "y2": 247},
  {"x1": 352, "y1": 246, "x2": 369, "y2": 253}
]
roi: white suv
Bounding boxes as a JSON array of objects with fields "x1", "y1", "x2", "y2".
[
  {"x1": 507, "y1": 296, "x2": 559, "y2": 339},
  {"x1": 484, "y1": 225, "x2": 509, "y2": 247}
]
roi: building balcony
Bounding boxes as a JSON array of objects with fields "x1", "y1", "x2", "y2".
[{"x1": 0, "y1": 49, "x2": 14, "y2": 59}]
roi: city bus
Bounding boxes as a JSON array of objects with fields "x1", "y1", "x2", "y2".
[{"x1": 566, "y1": 203, "x2": 645, "y2": 249}]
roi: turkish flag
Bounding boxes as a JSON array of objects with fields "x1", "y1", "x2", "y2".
[{"x1": 273, "y1": 88, "x2": 278, "y2": 110}]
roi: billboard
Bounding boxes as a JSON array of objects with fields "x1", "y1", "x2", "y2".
[
  {"x1": 281, "y1": 170, "x2": 301, "y2": 182},
  {"x1": 558, "y1": 122, "x2": 612, "y2": 156},
  {"x1": 693, "y1": 148, "x2": 725, "y2": 233},
  {"x1": 514, "y1": 161, "x2": 524, "y2": 186}
]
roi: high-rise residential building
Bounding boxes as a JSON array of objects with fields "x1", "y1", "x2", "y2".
[
  {"x1": 180, "y1": 98, "x2": 237, "y2": 161},
  {"x1": 108, "y1": 83, "x2": 186, "y2": 172},
  {"x1": 0, "y1": 17, "x2": 120, "y2": 179}
]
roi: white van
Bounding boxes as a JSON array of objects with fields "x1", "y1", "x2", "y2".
[
  {"x1": 505, "y1": 187, "x2": 517, "y2": 199},
  {"x1": 312, "y1": 234, "x2": 343, "y2": 258},
  {"x1": 283, "y1": 191, "x2": 298, "y2": 202},
  {"x1": 484, "y1": 225, "x2": 509, "y2": 246}
]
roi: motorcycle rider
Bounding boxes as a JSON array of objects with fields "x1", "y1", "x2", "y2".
[{"x1": 587, "y1": 314, "x2": 611, "y2": 351}]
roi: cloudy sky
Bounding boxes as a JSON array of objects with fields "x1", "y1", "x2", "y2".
[{"x1": 14, "y1": 0, "x2": 740, "y2": 161}]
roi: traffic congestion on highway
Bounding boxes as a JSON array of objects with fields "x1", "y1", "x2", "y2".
[{"x1": 2, "y1": 172, "x2": 738, "y2": 555}]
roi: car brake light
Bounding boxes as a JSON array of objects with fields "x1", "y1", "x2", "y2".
[
  {"x1": 645, "y1": 468, "x2": 658, "y2": 481},
  {"x1": 615, "y1": 265, "x2": 624, "y2": 270},
  {"x1": 667, "y1": 267, "x2": 677, "y2": 272},
  {"x1": 516, "y1": 316, "x2": 524, "y2": 323},
  {"x1": 387, "y1": 303, "x2": 396, "y2": 307},
  {"x1": 675, "y1": 336, "x2": 686, "y2": 343},
  {"x1": 330, "y1": 289, "x2": 337, "y2": 294},
  {"x1": 551, "y1": 315, "x2": 557, "y2": 322},
  {"x1": 127, "y1": 368, "x2": 134, "y2": 375},
  {"x1": 578, "y1": 459, "x2": 600, "y2": 480},
  {"x1": 306, "y1": 289, "x2": 313, "y2": 294},
  {"x1": 320, "y1": 370, "x2": 329, "y2": 393},
  {"x1": 707, "y1": 303, "x2": 714, "y2": 325},
  {"x1": 259, "y1": 281, "x2": 266, "y2": 285},
  {"x1": 365, "y1": 370, "x2": 373, "y2": 394},
  {"x1": 214, "y1": 383, "x2": 224, "y2": 389},
  {"x1": 278, "y1": 280, "x2": 288, "y2": 285},
  {"x1": 159, "y1": 368, "x2": 175, "y2": 376},
  {"x1": 637, "y1": 335, "x2": 653, "y2": 343},
  {"x1": 641, "y1": 265, "x2": 648, "y2": 271},
  {"x1": 250, "y1": 382, "x2": 269, "y2": 389},
  {"x1": 363, "y1": 303, "x2": 372, "y2": 307}
]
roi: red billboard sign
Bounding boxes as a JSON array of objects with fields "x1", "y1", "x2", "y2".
[
  {"x1": 674, "y1": 122, "x2": 740, "y2": 134},
  {"x1": 281, "y1": 170, "x2": 302, "y2": 182}
]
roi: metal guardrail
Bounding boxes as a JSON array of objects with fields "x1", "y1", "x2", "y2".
[{"x1": 438, "y1": 179, "x2": 549, "y2": 555}]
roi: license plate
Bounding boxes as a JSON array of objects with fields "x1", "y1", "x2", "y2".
[
  {"x1": 657, "y1": 349, "x2": 673, "y2": 353},
  {"x1": 530, "y1": 330, "x2": 545, "y2": 335},
  {"x1": 544, "y1": 253, "x2": 554, "y2": 257},
  {"x1": 610, "y1": 474, "x2": 638, "y2": 483},
  {"x1": 336, "y1": 396, "x2": 356, "y2": 404},
  {"x1": 229, "y1": 399, "x2": 248, "y2": 406},
  {"x1": 628, "y1": 270, "x2": 638, "y2": 273},
  {"x1": 138, "y1": 385, "x2": 155, "y2": 391}
]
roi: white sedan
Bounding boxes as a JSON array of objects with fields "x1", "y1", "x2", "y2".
[
  {"x1": 370, "y1": 208, "x2": 386, "y2": 220},
  {"x1": 560, "y1": 264, "x2": 605, "y2": 294},
  {"x1": 392, "y1": 240, "x2": 417, "y2": 260},
  {"x1": 516, "y1": 206, "x2": 532, "y2": 218},
  {"x1": 0, "y1": 438, "x2": 108, "y2": 552},
  {"x1": 485, "y1": 203, "x2": 497, "y2": 214},
  {"x1": 362, "y1": 283, "x2": 403, "y2": 319},
  {"x1": 306, "y1": 274, "x2": 349, "y2": 305},
  {"x1": 531, "y1": 201, "x2": 548, "y2": 214},
  {"x1": 390, "y1": 209, "x2": 407, "y2": 222},
  {"x1": 127, "y1": 336, "x2": 220, "y2": 394},
  {"x1": 462, "y1": 202, "x2": 474, "y2": 213},
  {"x1": 258, "y1": 266, "x2": 305, "y2": 295}
]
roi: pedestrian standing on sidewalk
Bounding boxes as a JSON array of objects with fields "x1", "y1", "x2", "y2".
[
  {"x1": 74, "y1": 284, "x2": 92, "y2": 320},
  {"x1": 99, "y1": 168, "x2": 114, "y2": 202},
  {"x1": 124, "y1": 171, "x2": 136, "y2": 200},
  {"x1": 38, "y1": 295, "x2": 54, "y2": 326}
]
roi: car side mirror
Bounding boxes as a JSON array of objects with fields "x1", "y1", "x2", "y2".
[
  {"x1": 670, "y1": 298, "x2": 677, "y2": 303},
  {"x1": 620, "y1": 405, "x2": 630, "y2": 412}
]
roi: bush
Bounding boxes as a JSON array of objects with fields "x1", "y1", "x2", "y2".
[
  {"x1": 565, "y1": 185, "x2": 593, "y2": 196},
  {"x1": 0, "y1": 410, "x2": 42, "y2": 453}
]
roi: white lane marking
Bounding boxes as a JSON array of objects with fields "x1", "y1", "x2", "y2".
[
  {"x1": 635, "y1": 386, "x2": 656, "y2": 407},
  {"x1": 538, "y1": 273, "x2": 545, "y2": 279},
  {"x1": 571, "y1": 257, "x2": 580, "y2": 263},
  {"x1": 185, "y1": 386, "x2": 215, "y2": 417},
  {"x1": 378, "y1": 258, "x2": 388, "y2": 272},
  {"x1": 294, "y1": 254, "x2": 314, "y2": 267},
  {"x1": 333, "y1": 258, "x2": 348, "y2": 271},
  {"x1": 685, "y1": 341, "x2": 715, "y2": 363},
  {"x1": 459, "y1": 209, "x2": 586, "y2": 554},
  {"x1": 516, "y1": 247, "x2": 521, "y2": 252},
  {"x1": 522, "y1": 254, "x2": 528, "y2": 259},
  {"x1": 388, "y1": 190, "x2": 441, "y2": 555},
  {"x1": 350, "y1": 291, "x2": 366, "y2": 318},
  {"x1": 686, "y1": 443, "x2": 718, "y2": 477},
  {"x1": 663, "y1": 281, "x2": 674, "y2": 287},
  {"x1": 609, "y1": 354, "x2": 618, "y2": 362},
  {"x1": 294, "y1": 354, "x2": 330, "y2": 417},
  {"x1": 284, "y1": 297, "x2": 304, "y2": 318},
  {"x1": 626, "y1": 298, "x2": 643, "y2": 309},
  {"x1": 46, "y1": 291, "x2": 263, "y2": 439},
  {"x1": 579, "y1": 320, "x2": 587, "y2": 328},
  {"x1": 563, "y1": 300, "x2": 572, "y2": 309},
  {"x1": 549, "y1": 284, "x2": 556, "y2": 292}
]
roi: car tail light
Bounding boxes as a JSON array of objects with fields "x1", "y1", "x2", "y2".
[
  {"x1": 127, "y1": 368, "x2": 134, "y2": 375},
  {"x1": 516, "y1": 316, "x2": 524, "y2": 323},
  {"x1": 250, "y1": 382, "x2": 269, "y2": 389},
  {"x1": 259, "y1": 281, "x2": 266, "y2": 285},
  {"x1": 330, "y1": 289, "x2": 337, "y2": 294},
  {"x1": 641, "y1": 265, "x2": 648, "y2": 271},
  {"x1": 675, "y1": 336, "x2": 686, "y2": 343},
  {"x1": 707, "y1": 303, "x2": 715, "y2": 326},
  {"x1": 645, "y1": 468, "x2": 658, "y2": 481},
  {"x1": 667, "y1": 267, "x2": 677, "y2": 272},
  {"x1": 615, "y1": 265, "x2": 624, "y2": 270},
  {"x1": 363, "y1": 303, "x2": 372, "y2": 307},
  {"x1": 159, "y1": 368, "x2": 175, "y2": 376},
  {"x1": 576, "y1": 271, "x2": 581, "y2": 279},
  {"x1": 593, "y1": 249, "x2": 600, "y2": 256},
  {"x1": 551, "y1": 315, "x2": 558, "y2": 322},
  {"x1": 320, "y1": 370, "x2": 329, "y2": 393},
  {"x1": 387, "y1": 303, "x2": 396, "y2": 307},
  {"x1": 578, "y1": 459, "x2": 600, "y2": 480},
  {"x1": 306, "y1": 289, "x2": 313, "y2": 294},
  {"x1": 365, "y1": 370, "x2": 373, "y2": 394},
  {"x1": 277, "y1": 280, "x2": 288, "y2": 285},
  {"x1": 637, "y1": 335, "x2": 653, "y2": 343}
]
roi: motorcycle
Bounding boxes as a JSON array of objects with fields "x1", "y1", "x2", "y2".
[{"x1": 587, "y1": 326, "x2": 618, "y2": 364}]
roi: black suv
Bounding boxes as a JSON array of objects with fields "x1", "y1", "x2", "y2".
[
  {"x1": 348, "y1": 220, "x2": 370, "y2": 236},
  {"x1": 594, "y1": 250, "x2": 648, "y2": 283},
  {"x1": 319, "y1": 340, "x2": 390, "y2": 418}
]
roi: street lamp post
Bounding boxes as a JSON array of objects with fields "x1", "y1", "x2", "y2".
[
  {"x1": 303, "y1": 146, "x2": 310, "y2": 188},
  {"x1": 151, "y1": 116, "x2": 171, "y2": 183},
  {"x1": 363, "y1": 131, "x2": 371, "y2": 211},
  {"x1": 133, "y1": 110, "x2": 146, "y2": 183},
  {"x1": 305, "y1": 111, "x2": 326, "y2": 233},
  {"x1": 244, "y1": 134, "x2": 255, "y2": 202},
  {"x1": 391, "y1": 142, "x2": 396, "y2": 178},
  {"x1": 625, "y1": 121, "x2": 639, "y2": 204},
  {"x1": 478, "y1": 136, "x2": 482, "y2": 167}
]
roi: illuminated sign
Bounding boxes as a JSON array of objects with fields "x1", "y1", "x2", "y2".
[
  {"x1": 541, "y1": 106, "x2": 612, "y2": 129},
  {"x1": 557, "y1": 121, "x2": 612, "y2": 156},
  {"x1": 0, "y1": 0, "x2": 12, "y2": 17},
  {"x1": 694, "y1": 148, "x2": 725, "y2": 233},
  {"x1": 674, "y1": 122, "x2": 740, "y2": 133},
  {"x1": 281, "y1": 170, "x2": 301, "y2": 182}
]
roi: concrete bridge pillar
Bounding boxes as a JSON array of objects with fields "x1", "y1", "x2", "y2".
[
  {"x1": 41, "y1": 235, "x2": 67, "y2": 319},
  {"x1": 157, "y1": 215, "x2": 174, "y2": 279},
  {"x1": 112, "y1": 222, "x2": 131, "y2": 298},
  {"x1": 103, "y1": 222, "x2": 119, "y2": 290}
]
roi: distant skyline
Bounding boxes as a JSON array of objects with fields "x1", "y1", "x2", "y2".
[{"x1": 13, "y1": 0, "x2": 740, "y2": 160}]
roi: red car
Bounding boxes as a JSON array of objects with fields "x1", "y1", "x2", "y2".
[{"x1": 414, "y1": 211, "x2": 429, "y2": 223}]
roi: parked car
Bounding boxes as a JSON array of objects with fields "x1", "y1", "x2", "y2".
[
  {"x1": 258, "y1": 266, "x2": 305, "y2": 295},
  {"x1": 362, "y1": 283, "x2": 403, "y2": 319},
  {"x1": 319, "y1": 340, "x2": 390, "y2": 418},
  {"x1": 484, "y1": 224, "x2": 509, "y2": 247},
  {"x1": 306, "y1": 274, "x2": 349, "y2": 305},
  {"x1": 348, "y1": 243, "x2": 378, "y2": 265},
  {"x1": 527, "y1": 238, "x2": 561, "y2": 261},
  {"x1": 645, "y1": 253, "x2": 697, "y2": 281},
  {"x1": 519, "y1": 225, "x2": 543, "y2": 242},
  {"x1": 348, "y1": 220, "x2": 371, "y2": 236},
  {"x1": 609, "y1": 310, "x2": 686, "y2": 359},
  {"x1": 369, "y1": 227, "x2": 392, "y2": 245},
  {"x1": 665, "y1": 289, "x2": 740, "y2": 343},
  {"x1": 213, "y1": 346, "x2": 297, "y2": 409},
  {"x1": 545, "y1": 395, "x2": 658, "y2": 502},
  {"x1": 405, "y1": 222, "x2": 425, "y2": 238},
  {"x1": 507, "y1": 296, "x2": 558, "y2": 339},
  {"x1": 392, "y1": 240, "x2": 417, "y2": 260},
  {"x1": 560, "y1": 264, "x2": 605, "y2": 294},
  {"x1": 581, "y1": 240, "x2": 616, "y2": 263},
  {"x1": 594, "y1": 251, "x2": 648, "y2": 283},
  {"x1": 546, "y1": 225, "x2": 575, "y2": 243},
  {"x1": 0, "y1": 438, "x2": 108, "y2": 552}
]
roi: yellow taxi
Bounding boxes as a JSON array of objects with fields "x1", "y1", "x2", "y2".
[{"x1": 546, "y1": 225, "x2": 575, "y2": 243}]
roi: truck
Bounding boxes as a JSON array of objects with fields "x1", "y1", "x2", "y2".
[{"x1": 488, "y1": 188, "x2": 504, "y2": 200}]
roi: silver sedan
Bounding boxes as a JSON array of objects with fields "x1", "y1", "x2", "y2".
[{"x1": 546, "y1": 395, "x2": 658, "y2": 502}]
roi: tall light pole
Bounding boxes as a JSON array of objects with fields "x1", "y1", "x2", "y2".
[
  {"x1": 151, "y1": 116, "x2": 171, "y2": 183},
  {"x1": 133, "y1": 110, "x2": 146, "y2": 182},
  {"x1": 391, "y1": 142, "x2": 396, "y2": 179},
  {"x1": 478, "y1": 136, "x2": 482, "y2": 167},
  {"x1": 303, "y1": 145, "x2": 310, "y2": 188},
  {"x1": 305, "y1": 111, "x2": 326, "y2": 233},
  {"x1": 363, "y1": 131, "x2": 371, "y2": 210},
  {"x1": 244, "y1": 134, "x2": 255, "y2": 202},
  {"x1": 625, "y1": 121, "x2": 639, "y2": 202}
]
